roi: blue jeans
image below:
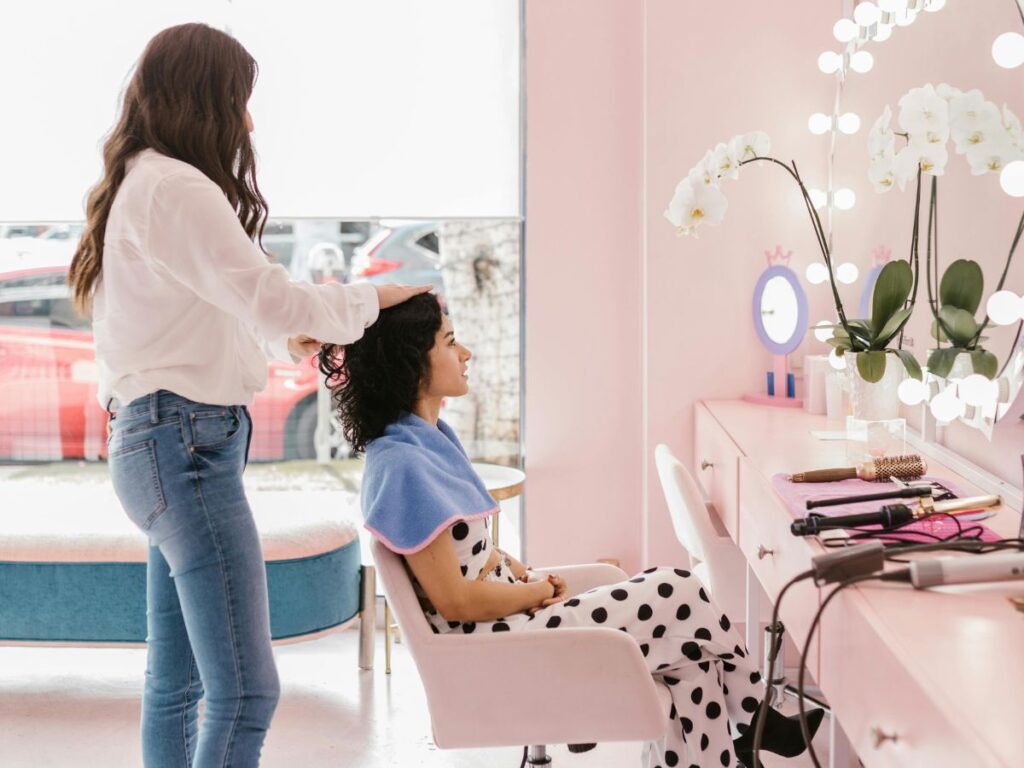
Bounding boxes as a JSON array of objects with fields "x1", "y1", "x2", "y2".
[{"x1": 108, "y1": 390, "x2": 280, "y2": 767}]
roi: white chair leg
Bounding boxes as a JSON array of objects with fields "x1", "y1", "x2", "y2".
[
  {"x1": 829, "y1": 714, "x2": 859, "y2": 768},
  {"x1": 359, "y1": 565, "x2": 376, "y2": 670},
  {"x1": 745, "y1": 564, "x2": 761, "y2": 668}
]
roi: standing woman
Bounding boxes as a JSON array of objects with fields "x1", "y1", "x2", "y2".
[{"x1": 68, "y1": 23, "x2": 426, "y2": 767}]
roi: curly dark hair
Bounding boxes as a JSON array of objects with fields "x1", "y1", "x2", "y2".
[{"x1": 318, "y1": 292, "x2": 444, "y2": 454}]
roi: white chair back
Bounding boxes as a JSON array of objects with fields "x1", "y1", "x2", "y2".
[{"x1": 654, "y1": 443, "x2": 722, "y2": 569}]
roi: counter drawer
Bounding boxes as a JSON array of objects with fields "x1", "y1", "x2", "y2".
[{"x1": 694, "y1": 404, "x2": 742, "y2": 539}]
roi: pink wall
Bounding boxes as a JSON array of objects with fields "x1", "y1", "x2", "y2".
[
  {"x1": 524, "y1": 0, "x2": 644, "y2": 570},
  {"x1": 526, "y1": 0, "x2": 1024, "y2": 571}
]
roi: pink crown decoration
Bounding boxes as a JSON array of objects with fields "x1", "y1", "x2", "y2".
[
  {"x1": 871, "y1": 245, "x2": 892, "y2": 267},
  {"x1": 764, "y1": 245, "x2": 793, "y2": 268}
]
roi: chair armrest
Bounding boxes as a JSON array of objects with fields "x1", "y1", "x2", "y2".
[
  {"x1": 421, "y1": 626, "x2": 667, "y2": 749},
  {"x1": 529, "y1": 562, "x2": 628, "y2": 596}
]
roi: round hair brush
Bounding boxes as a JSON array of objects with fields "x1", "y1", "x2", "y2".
[{"x1": 789, "y1": 454, "x2": 927, "y2": 483}]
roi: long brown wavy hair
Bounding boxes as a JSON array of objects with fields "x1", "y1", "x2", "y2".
[{"x1": 69, "y1": 23, "x2": 268, "y2": 314}]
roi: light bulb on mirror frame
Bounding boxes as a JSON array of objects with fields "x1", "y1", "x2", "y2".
[
  {"x1": 854, "y1": 1, "x2": 881, "y2": 26},
  {"x1": 1000, "y1": 159, "x2": 1024, "y2": 196},
  {"x1": 833, "y1": 18, "x2": 859, "y2": 42},
  {"x1": 849, "y1": 50, "x2": 874, "y2": 73},
  {"x1": 897, "y1": 377, "x2": 928, "y2": 406},
  {"x1": 958, "y1": 374, "x2": 999, "y2": 408},
  {"x1": 992, "y1": 32, "x2": 1024, "y2": 69},
  {"x1": 813, "y1": 320, "x2": 835, "y2": 342},
  {"x1": 837, "y1": 113, "x2": 861, "y2": 134},
  {"x1": 836, "y1": 262, "x2": 859, "y2": 284},
  {"x1": 818, "y1": 51, "x2": 843, "y2": 74},
  {"x1": 872, "y1": 23, "x2": 894, "y2": 42},
  {"x1": 828, "y1": 349, "x2": 848, "y2": 370},
  {"x1": 893, "y1": 7, "x2": 917, "y2": 26},
  {"x1": 986, "y1": 290, "x2": 1024, "y2": 326},
  {"x1": 834, "y1": 188, "x2": 857, "y2": 210},
  {"x1": 808, "y1": 188, "x2": 828, "y2": 209},
  {"x1": 929, "y1": 390, "x2": 965, "y2": 423},
  {"x1": 808, "y1": 112, "x2": 833, "y2": 135},
  {"x1": 806, "y1": 262, "x2": 830, "y2": 285}
]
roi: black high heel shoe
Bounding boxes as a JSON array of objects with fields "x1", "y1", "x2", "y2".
[{"x1": 732, "y1": 705, "x2": 825, "y2": 767}]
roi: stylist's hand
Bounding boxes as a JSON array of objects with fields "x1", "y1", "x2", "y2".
[
  {"x1": 375, "y1": 284, "x2": 433, "y2": 309},
  {"x1": 287, "y1": 335, "x2": 323, "y2": 358}
]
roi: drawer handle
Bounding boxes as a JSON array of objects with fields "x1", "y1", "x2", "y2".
[
  {"x1": 871, "y1": 727, "x2": 899, "y2": 749},
  {"x1": 701, "y1": 459, "x2": 714, "y2": 470},
  {"x1": 757, "y1": 545, "x2": 775, "y2": 560}
]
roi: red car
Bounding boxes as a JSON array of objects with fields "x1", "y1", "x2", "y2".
[{"x1": 0, "y1": 265, "x2": 327, "y2": 462}]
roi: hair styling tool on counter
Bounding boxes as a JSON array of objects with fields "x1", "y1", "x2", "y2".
[
  {"x1": 805, "y1": 485, "x2": 932, "y2": 511},
  {"x1": 790, "y1": 494, "x2": 1002, "y2": 537},
  {"x1": 884, "y1": 551, "x2": 1024, "y2": 589},
  {"x1": 789, "y1": 454, "x2": 927, "y2": 483}
]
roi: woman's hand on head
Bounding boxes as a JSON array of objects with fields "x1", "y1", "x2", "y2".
[
  {"x1": 374, "y1": 284, "x2": 433, "y2": 309},
  {"x1": 287, "y1": 335, "x2": 323, "y2": 358}
]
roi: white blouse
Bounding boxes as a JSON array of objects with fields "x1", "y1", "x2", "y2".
[{"x1": 93, "y1": 149, "x2": 379, "y2": 408}]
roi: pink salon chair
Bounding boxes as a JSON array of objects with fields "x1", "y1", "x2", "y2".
[{"x1": 370, "y1": 538, "x2": 669, "y2": 765}]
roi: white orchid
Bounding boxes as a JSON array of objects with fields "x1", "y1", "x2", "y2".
[
  {"x1": 664, "y1": 177, "x2": 728, "y2": 236},
  {"x1": 893, "y1": 142, "x2": 948, "y2": 189},
  {"x1": 868, "y1": 106, "x2": 896, "y2": 161},
  {"x1": 869, "y1": 142, "x2": 897, "y2": 193},
  {"x1": 729, "y1": 131, "x2": 770, "y2": 162},
  {"x1": 898, "y1": 84, "x2": 950, "y2": 146},
  {"x1": 966, "y1": 135, "x2": 1022, "y2": 175},
  {"x1": 711, "y1": 141, "x2": 742, "y2": 180},
  {"x1": 688, "y1": 151, "x2": 718, "y2": 187},
  {"x1": 1003, "y1": 105, "x2": 1023, "y2": 150},
  {"x1": 948, "y1": 90, "x2": 1003, "y2": 154},
  {"x1": 935, "y1": 83, "x2": 963, "y2": 102}
]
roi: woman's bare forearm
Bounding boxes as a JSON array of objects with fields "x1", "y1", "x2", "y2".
[{"x1": 450, "y1": 578, "x2": 550, "y2": 622}]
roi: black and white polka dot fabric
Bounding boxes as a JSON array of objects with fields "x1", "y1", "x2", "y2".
[{"x1": 410, "y1": 518, "x2": 764, "y2": 767}]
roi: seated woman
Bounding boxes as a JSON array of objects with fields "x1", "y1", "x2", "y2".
[{"x1": 319, "y1": 293, "x2": 822, "y2": 768}]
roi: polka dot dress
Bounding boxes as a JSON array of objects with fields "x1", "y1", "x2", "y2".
[{"x1": 409, "y1": 518, "x2": 764, "y2": 767}]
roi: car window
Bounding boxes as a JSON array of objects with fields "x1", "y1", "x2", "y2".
[
  {"x1": 0, "y1": 273, "x2": 91, "y2": 330},
  {"x1": 415, "y1": 231, "x2": 439, "y2": 254}
]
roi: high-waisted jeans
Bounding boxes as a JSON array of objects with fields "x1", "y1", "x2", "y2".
[{"x1": 108, "y1": 390, "x2": 280, "y2": 767}]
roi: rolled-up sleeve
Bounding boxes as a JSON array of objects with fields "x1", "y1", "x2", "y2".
[{"x1": 147, "y1": 171, "x2": 379, "y2": 344}]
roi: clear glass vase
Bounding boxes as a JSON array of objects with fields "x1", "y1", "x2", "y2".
[{"x1": 846, "y1": 354, "x2": 906, "y2": 463}]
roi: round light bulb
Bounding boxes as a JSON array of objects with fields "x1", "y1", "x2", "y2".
[
  {"x1": 834, "y1": 188, "x2": 857, "y2": 210},
  {"x1": 837, "y1": 262, "x2": 860, "y2": 284},
  {"x1": 806, "y1": 262, "x2": 830, "y2": 285},
  {"x1": 834, "y1": 19, "x2": 859, "y2": 42},
  {"x1": 894, "y1": 8, "x2": 917, "y2": 26},
  {"x1": 837, "y1": 113, "x2": 861, "y2": 134},
  {"x1": 987, "y1": 290, "x2": 1024, "y2": 325},
  {"x1": 809, "y1": 188, "x2": 828, "y2": 209},
  {"x1": 849, "y1": 50, "x2": 874, "y2": 73},
  {"x1": 1000, "y1": 160, "x2": 1024, "y2": 197},
  {"x1": 872, "y1": 23, "x2": 894, "y2": 42},
  {"x1": 898, "y1": 377, "x2": 928, "y2": 406},
  {"x1": 992, "y1": 32, "x2": 1024, "y2": 69},
  {"x1": 828, "y1": 349, "x2": 848, "y2": 370},
  {"x1": 818, "y1": 51, "x2": 843, "y2": 74},
  {"x1": 808, "y1": 113, "x2": 833, "y2": 135},
  {"x1": 958, "y1": 374, "x2": 998, "y2": 407},
  {"x1": 813, "y1": 320, "x2": 835, "y2": 342},
  {"x1": 924, "y1": 0, "x2": 946, "y2": 11},
  {"x1": 929, "y1": 392, "x2": 964, "y2": 422},
  {"x1": 854, "y1": 2, "x2": 881, "y2": 26}
]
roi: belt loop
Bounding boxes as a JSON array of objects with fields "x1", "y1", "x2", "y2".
[{"x1": 150, "y1": 391, "x2": 159, "y2": 424}]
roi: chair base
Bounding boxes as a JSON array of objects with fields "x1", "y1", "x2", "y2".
[{"x1": 525, "y1": 745, "x2": 552, "y2": 766}]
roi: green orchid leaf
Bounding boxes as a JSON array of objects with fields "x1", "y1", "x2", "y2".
[
  {"x1": 826, "y1": 337, "x2": 850, "y2": 349},
  {"x1": 892, "y1": 349, "x2": 922, "y2": 381},
  {"x1": 970, "y1": 349, "x2": 999, "y2": 380},
  {"x1": 939, "y1": 259, "x2": 984, "y2": 314},
  {"x1": 927, "y1": 348, "x2": 960, "y2": 379},
  {"x1": 875, "y1": 306, "x2": 914, "y2": 349},
  {"x1": 856, "y1": 350, "x2": 888, "y2": 383},
  {"x1": 937, "y1": 305, "x2": 979, "y2": 345},
  {"x1": 930, "y1": 318, "x2": 949, "y2": 342},
  {"x1": 871, "y1": 260, "x2": 913, "y2": 337}
]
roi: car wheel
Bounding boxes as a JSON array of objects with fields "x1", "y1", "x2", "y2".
[{"x1": 289, "y1": 401, "x2": 351, "y2": 461}]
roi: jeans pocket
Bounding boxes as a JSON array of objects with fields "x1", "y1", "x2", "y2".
[
  {"x1": 110, "y1": 439, "x2": 168, "y2": 531},
  {"x1": 189, "y1": 407, "x2": 243, "y2": 451}
]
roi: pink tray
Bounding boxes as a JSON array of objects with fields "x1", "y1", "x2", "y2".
[{"x1": 771, "y1": 474, "x2": 1001, "y2": 543}]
